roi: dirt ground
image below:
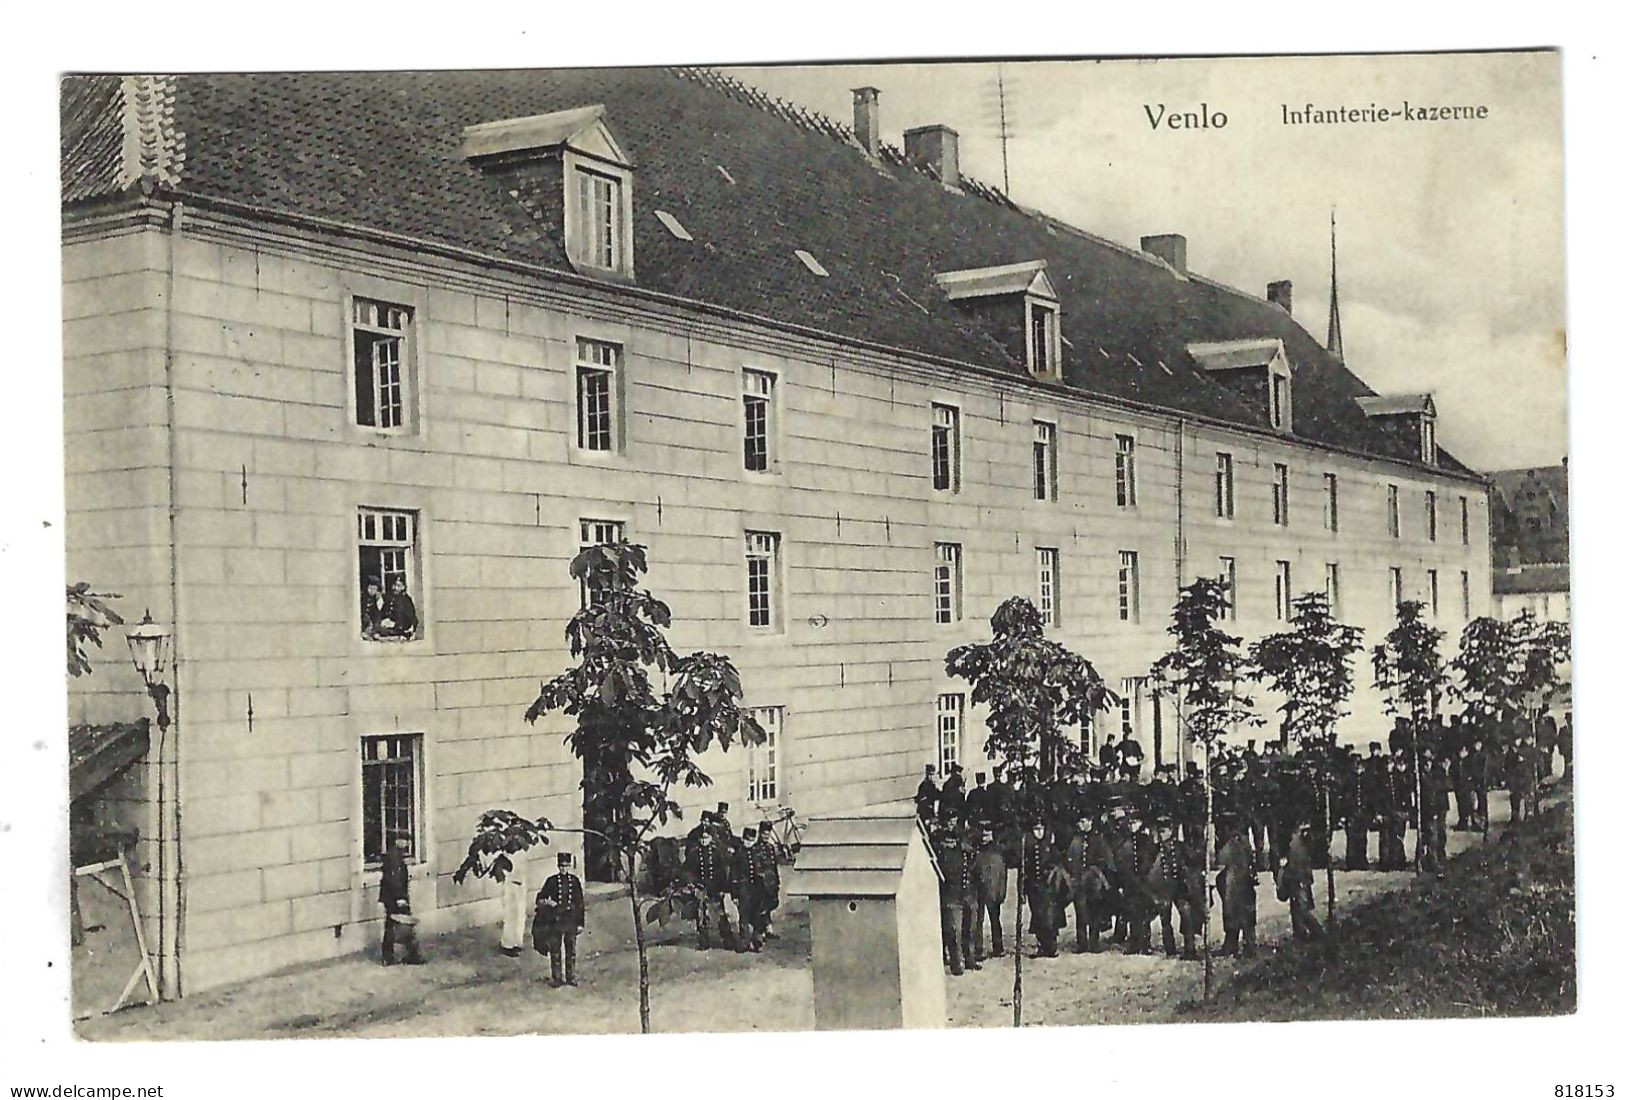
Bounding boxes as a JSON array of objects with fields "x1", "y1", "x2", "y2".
[{"x1": 79, "y1": 792, "x2": 1518, "y2": 1040}]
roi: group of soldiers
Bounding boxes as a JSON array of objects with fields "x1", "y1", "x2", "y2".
[
  {"x1": 915, "y1": 707, "x2": 1571, "y2": 975},
  {"x1": 671, "y1": 802, "x2": 783, "y2": 953}
]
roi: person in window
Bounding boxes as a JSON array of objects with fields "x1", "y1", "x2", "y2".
[
  {"x1": 360, "y1": 576, "x2": 385, "y2": 638},
  {"x1": 375, "y1": 577, "x2": 418, "y2": 639},
  {"x1": 1118, "y1": 735, "x2": 1145, "y2": 784}
]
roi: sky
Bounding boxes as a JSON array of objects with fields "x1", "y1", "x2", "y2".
[{"x1": 725, "y1": 53, "x2": 1568, "y2": 473}]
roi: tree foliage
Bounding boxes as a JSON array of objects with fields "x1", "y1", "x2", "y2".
[
  {"x1": 1249, "y1": 590, "x2": 1365, "y2": 748},
  {"x1": 67, "y1": 582, "x2": 123, "y2": 679},
  {"x1": 1450, "y1": 611, "x2": 1571, "y2": 733},
  {"x1": 1150, "y1": 577, "x2": 1259, "y2": 747},
  {"x1": 944, "y1": 596, "x2": 1117, "y2": 793},
  {"x1": 451, "y1": 809, "x2": 554, "y2": 885},
  {"x1": 1371, "y1": 599, "x2": 1446, "y2": 725}
]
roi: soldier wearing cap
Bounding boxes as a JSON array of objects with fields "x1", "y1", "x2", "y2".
[
  {"x1": 1451, "y1": 743, "x2": 1476, "y2": 831},
  {"x1": 1021, "y1": 819, "x2": 1064, "y2": 958},
  {"x1": 1064, "y1": 815, "x2": 1114, "y2": 953},
  {"x1": 971, "y1": 824, "x2": 1008, "y2": 960},
  {"x1": 939, "y1": 763, "x2": 968, "y2": 823},
  {"x1": 733, "y1": 826, "x2": 764, "y2": 952},
  {"x1": 534, "y1": 851, "x2": 585, "y2": 986},
  {"x1": 915, "y1": 765, "x2": 941, "y2": 821},
  {"x1": 1280, "y1": 824, "x2": 1324, "y2": 941},
  {"x1": 379, "y1": 833, "x2": 422, "y2": 965},
  {"x1": 685, "y1": 826, "x2": 733, "y2": 949},
  {"x1": 1119, "y1": 734, "x2": 1146, "y2": 784},
  {"x1": 1341, "y1": 756, "x2": 1371, "y2": 870},
  {"x1": 753, "y1": 821, "x2": 781, "y2": 940},
  {"x1": 936, "y1": 813, "x2": 977, "y2": 975},
  {"x1": 1215, "y1": 815, "x2": 1257, "y2": 957}
]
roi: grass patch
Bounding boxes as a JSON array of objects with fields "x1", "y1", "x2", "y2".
[{"x1": 1178, "y1": 798, "x2": 1576, "y2": 1022}]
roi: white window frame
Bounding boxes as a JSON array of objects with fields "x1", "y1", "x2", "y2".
[
  {"x1": 1026, "y1": 298, "x2": 1062, "y2": 380},
  {"x1": 936, "y1": 693, "x2": 964, "y2": 775},
  {"x1": 1387, "y1": 484, "x2": 1402, "y2": 539},
  {"x1": 1421, "y1": 416, "x2": 1437, "y2": 465},
  {"x1": 1326, "y1": 562, "x2": 1342, "y2": 618},
  {"x1": 742, "y1": 367, "x2": 778, "y2": 475},
  {"x1": 934, "y1": 542, "x2": 963, "y2": 625},
  {"x1": 1218, "y1": 556, "x2": 1238, "y2": 621},
  {"x1": 1215, "y1": 452, "x2": 1234, "y2": 519},
  {"x1": 1426, "y1": 569, "x2": 1441, "y2": 618},
  {"x1": 357, "y1": 507, "x2": 424, "y2": 643},
  {"x1": 744, "y1": 530, "x2": 783, "y2": 632},
  {"x1": 1115, "y1": 435, "x2": 1138, "y2": 509},
  {"x1": 1119, "y1": 677, "x2": 1146, "y2": 741},
  {"x1": 578, "y1": 517, "x2": 627, "y2": 608},
  {"x1": 360, "y1": 732, "x2": 425, "y2": 868},
  {"x1": 931, "y1": 403, "x2": 961, "y2": 494},
  {"x1": 1389, "y1": 566, "x2": 1404, "y2": 611},
  {"x1": 349, "y1": 297, "x2": 416, "y2": 435},
  {"x1": 574, "y1": 337, "x2": 624, "y2": 455},
  {"x1": 746, "y1": 706, "x2": 782, "y2": 805},
  {"x1": 575, "y1": 166, "x2": 626, "y2": 274},
  {"x1": 1323, "y1": 473, "x2": 1339, "y2": 533},
  {"x1": 1274, "y1": 560, "x2": 1292, "y2": 622},
  {"x1": 1117, "y1": 550, "x2": 1141, "y2": 624},
  {"x1": 1036, "y1": 546, "x2": 1061, "y2": 627},
  {"x1": 1033, "y1": 420, "x2": 1058, "y2": 501},
  {"x1": 1272, "y1": 463, "x2": 1290, "y2": 526}
]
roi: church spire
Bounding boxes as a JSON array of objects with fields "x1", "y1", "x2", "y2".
[{"x1": 1326, "y1": 207, "x2": 1344, "y2": 360}]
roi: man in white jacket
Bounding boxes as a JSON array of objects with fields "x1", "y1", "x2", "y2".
[{"x1": 500, "y1": 850, "x2": 530, "y2": 956}]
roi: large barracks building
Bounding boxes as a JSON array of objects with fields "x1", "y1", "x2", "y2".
[{"x1": 62, "y1": 68, "x2": 1491, "y2": 994}]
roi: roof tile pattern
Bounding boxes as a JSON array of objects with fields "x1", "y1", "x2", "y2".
[{"x1": 60, "y1": 66, "x2": 1474, "y2": 475}]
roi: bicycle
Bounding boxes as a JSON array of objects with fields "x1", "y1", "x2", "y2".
[{"x1": 762, "y1": 806, "x2": 804, "y2": 864}]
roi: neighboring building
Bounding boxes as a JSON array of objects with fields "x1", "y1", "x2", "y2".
[
  {"x1": 1487, "y1": 461, "x2": 1569, "y2": 620},
  {"x1": 61, "y1": 68, "x2": 1492, "y2": 995}
]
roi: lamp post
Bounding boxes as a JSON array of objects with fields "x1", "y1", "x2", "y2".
[{"x1": 126, "y1": 611, "x2": 177, "y2": 997}]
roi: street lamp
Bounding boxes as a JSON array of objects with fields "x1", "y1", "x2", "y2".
[{"x1": 125, "y1": 610, "x2": 172, "y2": 731}]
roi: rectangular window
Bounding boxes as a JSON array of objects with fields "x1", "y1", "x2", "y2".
[
  {"x1": 1326, "y1": 562, "x2": 1342, "y2": 618},
  {"x1": 745, "y1": 531, "x2": 782, "y2": 630},
  {"x1": 934, "y1": 542, "x2": 962, "y2": 624},
  {"x1": 1427, "y1": 569, "x2": 1440, "y2": 617},
  {"x1": 352, "y1": 298, "x2": 412, "y2": 432},
  {"x1": 1460, "y1": 496, "x2": 1470, "y2": 546},
  {"x1": 1421, "y1": 417, "x2": 1437, "y2": 465},
  {"x1": 358, "y1": 507, "x2": 421, "y2": 642},
  {"x1": 742, "y1": 369, "x2": 775, "y2": 473},
  {"x1": 578, "y1": 518, "x2": 626, "y2": 608},
  {"x1": 936, "y1": 693, "x2": 964, "y2": 775},
  {"x1": 1461, "y1": 570, "x2": 1472, "y2": 619},
  {"x1": 1426, "y1": 491, "x2": 1438, "y2": 542},
  {"x1": 1218, "y1": 556, "x2": 1238, "y2": 621},
  {"x1": 1389, "y1": 566, "x2": 1404, "y2": 611},
  {"x1": 931, "y1": 404, "x2": 960, "y2": 493},
  {"x1": 361, "y1": 733, "x2": 422, "y2": 867},
  {"x1": 1119, "y1": 677, "x2": 1146, "y2": 740},
  {"x1": 1115, "y1": 435, "x2": 1137, "y2": 508},
  {"x1": 1270, "y1": 374, "x2": 1289, "y2": 430},
  {"x1": 1274, "y1": 560, "x2": 1292, "y2": 622},
  {"x1": 1323, "y1": 473, "x2": 1339, "y2": 533},
  {"x1": 1117, "y1": 550, "x2": 1141, "y2": 623},
  {"x1": 1272, "y1": 463, "x2": 1290, "y2": 526},
  {"x1": 1037, "y1": 547, "x2": 1061, "y2": 627},
  {"x1": 578, "y1": 169, "x2": 621, "y2": 271},
  {"x1": 1387, "y1": 484, "x2": 1401, "y2": 538},
  {"x1": 1030, "y1": 304, "x2": 1057, "y2": 377},
  {"x1": 1033, "y1": 420, "x2": 1057, "y2": 501},
  {"x1": 1215, "y1": 452, "x2": 1234, "y2": 519},
  {"x1": 746, "y1": 706, "x2": 781, "y2": 804},
  {"x1": 575, "y1": 338, "x2": 621, "y2": 453}
]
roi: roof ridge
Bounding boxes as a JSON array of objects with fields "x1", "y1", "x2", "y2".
[{"x1": 670, "y1": 65, "x2": 1019, "y2": 211}]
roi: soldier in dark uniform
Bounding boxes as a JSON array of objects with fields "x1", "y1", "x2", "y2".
[
  {"x1": 534, "y1": 851, "x2": 585, "y2": 986},
  {"x1": 1281, "y1": 824, "x2": 1324, "y2": 941},
  {"x1": 732, "y1": 826, "x2": 764, "y2": 952},
  {"x1": 753, "y1": 821, "x2": 780, "y2": 939},
  {"x1": 1342, "y1": 757, "x2": 1371, "y2": 870},
  {"x1": 1215, "y1": 815, "x2": 1257, "y2": 957},
  {"x1": 1368, "y1": 753, "x2": 1397, "y2": 870},
  {"x1": 1536, "y1": 711, "x2": 1558, "y2": 782},
  {"x1": 375, "y1": 577, "x2": 418, "y2": 639},
  {"x1": 1451, "y1": 744, "x2": 1475, "y2": 830},
  {"x1": 1509, "y1": 734, "x2": 1540, "y2": 822},
  {"x1": 379, "y1": 834, "x2": 422, "y2": 965},
  {"x1": 1118, "y1": 813, "x2": 1156, "y2": 953},
  {"x1": 1386, "y1": 755, "x2": 1415, "y2": 870},
  {"x1": 939, "y1": 763, "x2": 968, "y2": 823},
  {"x1": 987, "y1": 766, "x2": 1015, "y2": 831},
  {"x1": 915, "y1": 765, "x2": 941, "y2": 821},
  {"x1": 1178, "y1": 767, "x2": 1207, "y2": 852},
  {"x1": 936, "y1": 817, "x2": 977, "y2": 975},
  {"x1": 1119, "y1": 735, "x2": 1146, "y2": 784},
  {"x1": 1420, "y1": 751, "x2": 1451, "y2": 872},
  {"x1": 684, "y1": 828, "x2": 733, "y2": 949},
  {"x1": 1558, "y1": 714, "x2": 1573, "y2": 782},
  {"x1": 972, "y1": 825, "x2": 1007, "y2": 960},
  {"x1": 1099, "y1": 733, "x2": 1121, "y2": 776},
  {"x1": 1022, "y1": 820, "x2": 1063, "y2": 958},
  {"x1": 1469, "y1": 737, "x2": 1491, "y2": 830},
  {"x1": 1063, "y1": 815, "x2": 1113, "y2": 953},
  {"x1": 966, "y1": 771, "x2": 993, "y2": 829}
]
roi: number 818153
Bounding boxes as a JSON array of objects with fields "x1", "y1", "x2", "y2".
[{"x1": 1556, "y1": 1087, "x2": 1614, "y2": 1098}]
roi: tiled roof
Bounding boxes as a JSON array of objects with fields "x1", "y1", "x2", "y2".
[
  {"x1": 69, "y1": 719, "x2": 149, "y2": 803},
  {"x1": 60, "y1": 66, "x2": 1478, "y2": 478}
]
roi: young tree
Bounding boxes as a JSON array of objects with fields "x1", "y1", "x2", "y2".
[
  {"x1": 524, "y1": 542, "x2": 763, "y2": 1033},
  {"x1": 945, "y1": 596, "x2": 1115, "y2": 1027},
  {"x1": 1150, "y1": 576, "x2": 1259, "y2": 1000},
  {"x1": 1372, "y1": 599, "x2": 1445, "y2": 869},
  {"x1": 1249, "y1": 590, "x2": 1364, "y2": 932},
  {"x1": 67, "y1": 582, "x2": 122, "y2": 678}
]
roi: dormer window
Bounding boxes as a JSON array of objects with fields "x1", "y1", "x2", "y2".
[
  {"x1": 463, "y1": 104, "x2": 635, "y2": 281},
  {"x1": 1188, "y1": 338, "x2": 1292, "y2": 434},
  {"x1": 1355, "y1": 393, "x2": 1439, "y2": 466},
  {"x1": 935, "y1": 260, "x2": 1063, "y2": 381}
]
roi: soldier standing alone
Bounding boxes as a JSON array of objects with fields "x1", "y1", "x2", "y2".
[{"x1": 533, "y1": 851, "x2": 585, "y2": 987}]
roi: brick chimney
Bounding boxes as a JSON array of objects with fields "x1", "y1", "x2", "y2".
[
  {"x1": 852, "y1": 87, "x2": 880, "y2": 155},
  {"x1": 903, "y1": 124, "x2": 959, "y2": 188},
  {"x1": 1141, "y1": 234, "x2": 1187, "y2": 275},
  {"x1": 1267, "y1": 279, "x2": 1293, "y2": 314}
]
